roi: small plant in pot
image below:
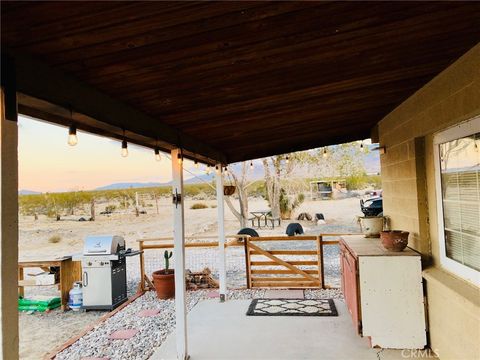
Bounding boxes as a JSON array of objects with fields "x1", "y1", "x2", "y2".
[{"x1": 152, "y1": 251, "x2": 175, "y2": 299}]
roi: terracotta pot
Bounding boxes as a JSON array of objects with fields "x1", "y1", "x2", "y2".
[
  {"x1": 152, "y1": 270, "x2": 175, "y2": 299},
  {"x1": 381, "y1": 230, "x2": 409, "y2": 252},
  {"x1": 223, "y1": 185, "x2": 236, "y2": 196}
]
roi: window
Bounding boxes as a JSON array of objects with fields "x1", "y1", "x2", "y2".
[{"x1": 434, "y1": 117, "x2": 480, "y2": 285}]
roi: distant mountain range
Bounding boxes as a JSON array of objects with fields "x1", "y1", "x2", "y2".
[
  {"x1": 18, "y1": 189, "x2": 42, "y2": 195},
  {"x1": 95, "y1": 173, "x2": 215, "y2": 191}
]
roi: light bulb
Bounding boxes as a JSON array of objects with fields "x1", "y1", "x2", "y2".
[
  {"x1": 206, "y1": 165, "x2": 211, "y2": 174},
  {"x1": 68, "y1": 125, "x2": 78, "y2": 146},
  {"x1": 154, "y1": 148, "x2": 161, "y2": 161},
  {"x1": 224, "y1": 166, "x2": 228, "y2": 174},
  {"x1": 250, "y1": 161, "x2": 254, "y2": 170},
  {"x1": 215, "y1": 165, "x2": 220, "y2": 174},
  {"x1": 285, "y1": 155, "x2": 289, "y2": 164},
  {"x1": 121, "y1": 140, "x2": 128, "y2": 157},
  {"x1": 177, "y1": 152, "x2": 183, "y2": 164},
  {"x1": 323, "y1": 147, "x2": 328, "y2": 158},
  {"x1": 360, "y1": 141, "x2": 364, "y2": 150},
  {"x1": 194, "y1": 160, "x2": 199, "y2": 168}
]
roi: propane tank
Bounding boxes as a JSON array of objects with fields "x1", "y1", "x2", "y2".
[{"x1": 68, "y1": 281, "x2": 83, "y2": 311}]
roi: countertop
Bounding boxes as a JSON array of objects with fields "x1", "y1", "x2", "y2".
[{"x1": 340, "y1": 235, "x2": 419, "y2": 257}]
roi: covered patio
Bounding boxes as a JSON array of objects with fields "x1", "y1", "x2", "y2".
[
  {"x1": 1, "y1": 2, "x2": 480, "y2": 359},
  {"x1": 152, "y1": 299, "x2": 434, "y2": 360}
]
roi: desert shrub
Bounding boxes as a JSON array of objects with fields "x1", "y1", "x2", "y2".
[
  {"x1": 48, "y1": 235, "x2": 62, "y2": 243},
  {"x1": 210, "y1": 204, "x2": 217, "y2": 208},
  {"x1": 190, "y1": 203, "x2": 208, "y2": 210},
  {"x1": 105, "y1": 205, "x2": 116, "y2": 213}
]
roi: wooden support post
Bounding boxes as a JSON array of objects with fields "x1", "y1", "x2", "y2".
[
  {"x1": 0, "y1": 56, "x2": 19, "y2": 359},
  {"x1": 139, "y1": 240, "x2": 145, "y2": 292},
  {"x1": 171, "y1": 148, "x2": 188, "y2": 360},
  {"x1": 216, "y1": 164, "x2": 227, "y2": 301},
  {"x1": 316, "y1": 236, "x2": 325, "y2": 289}
]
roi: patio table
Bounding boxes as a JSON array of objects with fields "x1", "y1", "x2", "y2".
[{"x1": 249, "y1": 210, "x2": 271, "y2": 229}]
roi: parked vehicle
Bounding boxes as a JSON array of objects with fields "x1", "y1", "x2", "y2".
[{"x1": 360, "y1": 197, "x2": 383, "y2": 216}]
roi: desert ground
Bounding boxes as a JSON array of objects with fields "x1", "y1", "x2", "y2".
[{"x1": 19, "y1": 196, "x2": 364, "y2": 359}]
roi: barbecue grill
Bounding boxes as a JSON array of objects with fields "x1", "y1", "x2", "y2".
[{"x1": 74, "y1": 235, "x2": 140, "y2": 310}]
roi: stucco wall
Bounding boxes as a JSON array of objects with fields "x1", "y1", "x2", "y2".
[{"x1": 377, "y1": 43, "x2": 480, "y2": 359}]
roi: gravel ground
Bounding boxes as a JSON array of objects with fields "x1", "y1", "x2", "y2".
[{"x1": 54, "y1": 288, "x2": 342, "y2": 360}]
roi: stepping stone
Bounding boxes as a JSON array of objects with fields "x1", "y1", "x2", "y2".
[
  {"x1": 206, "y1": 290, "x2": 219, "y2": 298},
  {"x1": 108, "y1": 329, "x2": 139, "y2": 340},
  {"x1": 264, "y1": 289, "x2": 304, "y2": 299},
  {"x1": 138, "y1": 309, "x2": 160, "y2": 317}
]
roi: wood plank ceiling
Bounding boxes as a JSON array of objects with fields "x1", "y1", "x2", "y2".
[{"x1": 2, "y1": 1, "x2": 480, "y2": 163}]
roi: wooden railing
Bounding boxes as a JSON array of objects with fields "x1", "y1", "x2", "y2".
[
  {"x1": 137, "y1": 233, "x2": 359, "y2": 291},
  {"x1": 136, "y1": 235, "x2": 247, "y2": 291}
]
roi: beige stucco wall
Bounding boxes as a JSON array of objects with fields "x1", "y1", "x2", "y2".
[{"x1": 377, "y1": 43, "x2": 480, "y2": 359}]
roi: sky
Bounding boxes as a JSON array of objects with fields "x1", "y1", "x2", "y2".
[{"x1": 18, "y1": 116, "x2": 207, "y2": 192}]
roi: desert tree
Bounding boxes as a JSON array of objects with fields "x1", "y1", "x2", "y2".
[{"x1": 224, "y1": 162, "x2": 252, "y2": 228}]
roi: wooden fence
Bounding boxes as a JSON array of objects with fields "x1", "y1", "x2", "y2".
[
  {"x1": 245, "y1": 235, "x2": 341, "y2": 289},
  {"x1": 137, "y1": 234, "x2": 357, "y2": 291}
]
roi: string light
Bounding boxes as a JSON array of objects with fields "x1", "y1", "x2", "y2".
[
  {"x1": 121, "y1": 139, "x2": 128, "y2": 157},
  {"x1": 177, "y1": 151, "x2": 183, "y2": 165},
  {"x1": 68, "y1": 125, "x2": 78, "y2": 146},
  {"x1": 215, "y1": 165, "x2": 220, "y2": 174},
  {"x1": 285, "y1": 155, "x2": 289, "y2": 164},
  {"x1": 206, "y1": 165, "x2": 211, "y2": 174},
  {"x1": 224, "y1": 166, "x2": 228, "y2": 174},
  {"x1": 323, "y1": 147, "x2": 328, "y2": 158},
  {"x1": 360, "y1": 140, "x2": 364, "y2": 150},
  {"x1": 194, "y1": 160, "x2": 199, "y2": 168},
  {"x1": 154, "y1": 147, "x2": 161, "y2": 161},
  {"x1": 250, "y1": 161, "x2": 254, "y2": 170}
]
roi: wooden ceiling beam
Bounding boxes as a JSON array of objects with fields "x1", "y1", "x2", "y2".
[{"x1": 8, "y1": 51, "x2": 226, "y2": 164}]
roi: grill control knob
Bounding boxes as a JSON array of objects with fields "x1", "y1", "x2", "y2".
[
  {"x1": 100, "y1": 262, "x2": 104, "y2": 266},
  {"x1": 88, "y1": 262, "x2": 92, "y2": 266}
]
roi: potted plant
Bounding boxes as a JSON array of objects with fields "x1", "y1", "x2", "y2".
[{"x1": 152, "y1": 250, "x2": 175, "y2": 299}]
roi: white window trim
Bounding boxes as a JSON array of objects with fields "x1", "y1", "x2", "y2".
[{"x1": 433, "y1": 116, "x2": 480, "y2": 286}]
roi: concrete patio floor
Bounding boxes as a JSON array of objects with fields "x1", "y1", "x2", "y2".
[{"x1": 151, "y1": 299, "x2": 435, "y2": 360}]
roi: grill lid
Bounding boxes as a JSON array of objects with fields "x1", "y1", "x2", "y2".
[{"x1": 83, "y1": 235, "x2": 125, "y2": 255}]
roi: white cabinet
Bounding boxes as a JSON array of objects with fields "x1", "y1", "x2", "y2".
[{"x1": 340, "y1": 236, "x2": 427, "y2": 349}]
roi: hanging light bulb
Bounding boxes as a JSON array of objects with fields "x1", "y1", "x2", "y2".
[
  {"x1": 154, "y1": 147, "x2": 161, "y2": 161},
  {"x1": 215, "y1": 165, "x2": 220, "y2": 173},
  {"x1": 285, "y1": 155, "x2": 289, "y2": 164},
  {"x1": 68, "y1": 125, "x2": 78, "y2": 146},
  {"x1": 323, "y1": 147, "x2": 328, "y2": 158},
  {"x1": 121, "y1": 139, "x2": 128, "y2": 157},
  {"x1": 177, "y1": 151, "x2": 183, "y2": 165},
  {"x1": 250, "y1": 161, "x2": 254, "y2": 170},
  {"x1": 206, "y1": 165, "x2": 211, "y2": 174},
  {"x1": 360, "y1": 140, "x2": 364, "y2": 150},
  {"x1": 194, "y1": 160, "x2": 199, "y2": 169},
  {"x1": 224, "y1": 166, "x2": 228, "y2": 174}
]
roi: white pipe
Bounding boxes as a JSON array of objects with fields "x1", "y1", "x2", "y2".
[
  {"x1": 216, "y1": 164, "x2": 227, "y2": 301},
  {"x1": 171, "y1": 148, "x2": 188, "y2": 359}
]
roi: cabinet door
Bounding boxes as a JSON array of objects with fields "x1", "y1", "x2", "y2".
[{"x1": 341, "y1": 246, "x2": 361, "y2": 334}]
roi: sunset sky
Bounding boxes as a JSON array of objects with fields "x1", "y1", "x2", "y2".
[{"x1": 18, "y1": 116, "x2": 206, "y2": 193}]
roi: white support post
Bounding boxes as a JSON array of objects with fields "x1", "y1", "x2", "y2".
[
  {"x1": 216, "y1": 164, "x2": 227, "y2": 301},
  {"x1": 171, "y1": 148, "x2": 188, "y2": 360},
  {"x1": 1, "y1": 79, "x2": 19, "y2": 358}
]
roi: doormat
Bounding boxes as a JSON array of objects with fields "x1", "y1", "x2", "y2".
[{"x1": 246, "y1": 299, "x2": 337, "y2": 317}]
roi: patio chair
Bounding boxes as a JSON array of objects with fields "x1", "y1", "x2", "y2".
[
  {"x1": 286, "y1": 223, "x2": 304, "y2": 236},
  {"x1": 237, "y1": 228, "x2": 259, "y2": 238}
]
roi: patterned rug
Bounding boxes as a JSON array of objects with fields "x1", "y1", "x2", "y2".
[{"x1": 246, "y1": 299, "x2": 338, "y2": 317}]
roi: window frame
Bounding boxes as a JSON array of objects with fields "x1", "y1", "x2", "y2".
[{"x1": 433, "y1": 116, "x2": 480, "y2": 286}]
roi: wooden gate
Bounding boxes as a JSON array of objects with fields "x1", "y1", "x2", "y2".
[{"x1": 245, "y1": 236, "x2": 324, "y2": 289}]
